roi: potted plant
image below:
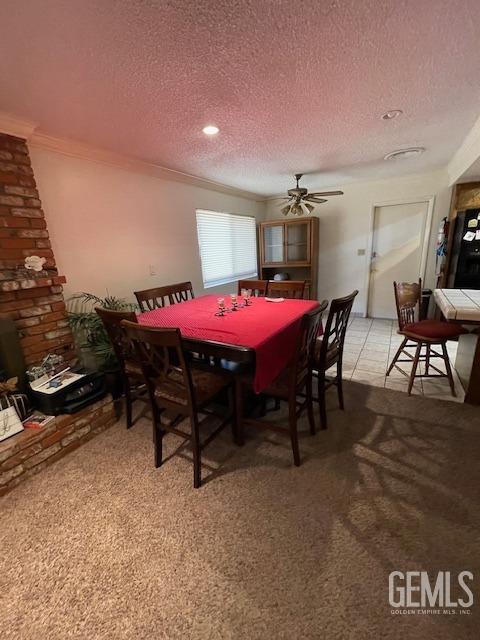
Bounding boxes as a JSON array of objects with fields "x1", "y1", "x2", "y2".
[{"x1": 68, "y1": 293, "x2": 137, "y2": 398}]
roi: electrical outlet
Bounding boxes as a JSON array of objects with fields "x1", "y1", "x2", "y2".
[
  {"x1": 149, "y1": 264, "x2": 157, "y2": 276},
  {"x1": 357, "y1": 248, "x2": 366, "y2": 256}
]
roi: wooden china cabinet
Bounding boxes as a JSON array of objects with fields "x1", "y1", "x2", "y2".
[{"x1": 258, "y1": 217, "x2": 319, "y2": 299}]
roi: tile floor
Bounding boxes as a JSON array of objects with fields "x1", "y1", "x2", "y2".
[{"x1": 334, "y1": 316, "x2": 465, "y2": 403}]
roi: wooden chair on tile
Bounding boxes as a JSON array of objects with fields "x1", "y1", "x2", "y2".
[
  {"x1": 237, "y1": 279, "x2": 268, "y2": 297},
  {"x1": 120, "y1": 320, "x2": 238, "y2": 488},
  {"x1": 134, "y1": 281, "x2": 194, "y2": 312},
  {"x1": 95, "y1": 307, "x2": 147, "y2": 429},
  {"x1": 267, "y1": 280, "x2": 306, "y2": 299},
  {"x1": 312, "y1": 290, "x2": 358, "y2": 430},
  {"x1": 236, "y1": 303, "x2": 326, "y2": 466},
  {"x1": 386, "y1": 280, "x2": 466, "y2": 396}
]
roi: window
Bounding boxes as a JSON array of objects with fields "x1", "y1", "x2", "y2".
[{"x1": 196, "y1": 209, "x2": 258, "y2": 288}]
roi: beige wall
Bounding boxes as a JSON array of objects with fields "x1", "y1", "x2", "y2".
[
  {"x1": 30, "y1": 147, "x2": 264, "y2": 303},
  {"x1": 30, "y1": 147, "x2": 451, "y2": 318},
  {"x1": 265, "y1": 169, "x2": 451, "y2": 315}
]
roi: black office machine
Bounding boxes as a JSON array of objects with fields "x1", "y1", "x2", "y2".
[{"x1": 29, "y1": 371, "x2": 107, "y2": 415}]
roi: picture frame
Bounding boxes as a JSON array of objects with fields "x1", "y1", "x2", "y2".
[{"x1": 0, "y1": 406, "x2": 24, "y2": 442}]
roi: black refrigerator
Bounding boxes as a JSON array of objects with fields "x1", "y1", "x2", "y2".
[{"x1": 447, "y1": 209, "x2": 480, "y2": 289}]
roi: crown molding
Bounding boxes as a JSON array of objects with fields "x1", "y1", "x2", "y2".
[
  {"x1": 448, "y1": 114, "x2": 480, "y2": 186},
  {"x1": 28, "y1": 131, "x2": 263, "y2": 201},
  {"x1": 0, "y1": 111, "x2": 37, "y2": 140}
]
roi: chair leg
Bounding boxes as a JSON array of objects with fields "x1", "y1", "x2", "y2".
[
  {"x1": 425, "y1": 344, "x2": 430, "y2": 376},
  {"x1": 289, "y1": 397, "x2": 300, "y2": 466},
  {"x1": 260, "y1": 395, "x2": 267, "y2": 417},
  {"x1": 408, "y1": 342, "x2": 422, "y2": 395},
  {"x1": 337, "y1": 360, "x2": 345, "y2": 410},
  {"x1": 153, "y1": 406, "x2": 164, "y2": 468},
  {"x1": 228, "y1": 385, "x2": 241, "y2": 445},
  {"x1": 234, "y1": 378, "x2": 245, "y2": 446},
  {"x1": 153, "y1": 425, "x2": 163, "y2": 468},
  {"x1": 306, "y1": 373, "x2": 316, "y2": 435},
  {"x1": 317, "y1": 371, "x2": 327, "y2": 430},
  {"x1": 387, "y1": 337, "x2": 407, "y2": 375},
  {"x1": 441, "y1": 342, "x2": 456, "y2": 397},
  {"x1": 124, "y1": 380, "x2": 133, "y2": 429},
  {"x1": 191, "y1": 414, "x2": 202, "y2": 489}
]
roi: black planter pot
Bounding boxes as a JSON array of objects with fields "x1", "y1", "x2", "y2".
[{"x1": 103, "y1": 369, "x2": 124, "y2": 400}]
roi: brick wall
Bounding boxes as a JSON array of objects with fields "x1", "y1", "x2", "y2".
[
  {"x1": 0, "y1": 132, "x2": 75, "y2": 365},
  {"x1": 0, "y1": 396, "x2": 117, "y2": 496}
]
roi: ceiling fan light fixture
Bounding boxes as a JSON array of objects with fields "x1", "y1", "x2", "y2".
[
  {"x1": 292, "y1": 203, "x2": 303, "y2": 216},
  {"x1": 279, "y1": 174, "x2": 343, "y2": 216}
]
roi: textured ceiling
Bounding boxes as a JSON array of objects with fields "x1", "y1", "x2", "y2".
[{"x1": 1, "y1": 0, "x2": 480, "y2": 196}]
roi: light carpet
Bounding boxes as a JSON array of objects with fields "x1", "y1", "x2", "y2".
[{"x1": 1, "y1": 381, "x2": 479, "y2": 640}]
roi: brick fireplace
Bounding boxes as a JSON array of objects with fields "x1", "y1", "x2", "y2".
[
  {"x1": 0, "y1": 132, "x2": 116, "y2": 495},
  {"x1": 0, "y1": 132, "x2": 76, "y2": 364}
]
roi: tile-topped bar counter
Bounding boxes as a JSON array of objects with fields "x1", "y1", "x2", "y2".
[{"x1": 434, "y1": 289, "x2": 480, "y2": 405}]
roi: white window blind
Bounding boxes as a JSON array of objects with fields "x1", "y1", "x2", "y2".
[{"x1": 196, "y1": 210, "x2": 258, "y2": 288}]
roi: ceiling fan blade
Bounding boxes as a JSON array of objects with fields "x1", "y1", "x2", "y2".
[
  {"x1": 308, "y1": 190, "x2": 344, "y2": 197},
  {"x1": 304, "y1": 196, "x2": 327, "y2": 204},
  {"x1": 275, "y1": 197, "x2": 293, "y2": 206},
  {"x1": 272, "y1": 196, "x2": 292, "y2": 202}
]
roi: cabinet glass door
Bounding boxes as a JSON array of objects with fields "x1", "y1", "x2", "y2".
[
  {"x1": 286, "y1": 221, "x2": 310, "y2": 263},
  {"x1": 263, "y1": 223, "x2": 285, "y2": 263}
]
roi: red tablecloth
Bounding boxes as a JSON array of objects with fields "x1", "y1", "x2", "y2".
[{"x1": 138, "y1": 295, "x2": 319, "y2": 393}]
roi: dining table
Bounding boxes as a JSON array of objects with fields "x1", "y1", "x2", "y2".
[{"x1": 137, "y1": 294, "x2": 320, "y2": 393}]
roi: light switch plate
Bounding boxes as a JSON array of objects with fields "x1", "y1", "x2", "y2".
[{"x1": 357, "y1": 248, "x2": 366, "y2": 256}]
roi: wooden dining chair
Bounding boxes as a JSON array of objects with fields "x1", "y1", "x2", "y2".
[
  {"x1": 134, "y1": 281, "x2": 194, "y2": 312},
  {"x1": 120, "y1": 320, "x2": 238, "y2": 488},
  {"x1": 236, "y1": 303, "x2": 326, "y2": 466},
  {"x1": 312, "y1": 290, "x2": 358, "y2": 430},
  {"x1": 95, "y1": 307, "x2": 147, "y2": 429},
  {"x1": 267, "y1": 280, "x2": 306, "y2": 299},
  {"x1": 237, "y1": 279, "x2": 268, "y2": 297},
  {"x1": 386, "y1": 280, "x2": 466, "y2": 396}
]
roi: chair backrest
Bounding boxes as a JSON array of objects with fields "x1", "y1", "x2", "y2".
[
  {"x1": 289, "y1": 301, "x2": 328, "y2": 392},
  {"x1": 134, "y1": 281, "x2": 194, "y2": 312},
  {"x1": 120, "y1": 320, "x2": 195, "y2": 411},
  {"x1": 267, "y1": 280, "x2": 306, "y2": 299},
  {"x1": 317, "y1": 290, "x2": 358, "y2": 368},
  {"x1": 237, "y1": 279, "x2": 268, "y2": 297},
  {"x1": 95, "y1": 307, "x2": 138, "y2": 369},
  {"x1": 393, "y1": 280, "x2": 421, "y2": 331}
]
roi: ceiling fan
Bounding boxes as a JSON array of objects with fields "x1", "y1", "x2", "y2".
[{"x1": 275, "y1": 174, "x2": 343, "y2": 216}]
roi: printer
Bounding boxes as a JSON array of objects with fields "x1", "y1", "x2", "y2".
[{"x1": 29, "y1": 369, "x2": 107, "y2": 415}]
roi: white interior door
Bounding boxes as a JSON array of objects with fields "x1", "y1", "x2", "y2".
[{"x1": 368, "y1": 201, "x2": 430, "y2": 319}]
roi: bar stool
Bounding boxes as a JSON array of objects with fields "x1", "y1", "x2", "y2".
[{"x1": 386, "y1": 280, "x2": 467, "y2": 396}]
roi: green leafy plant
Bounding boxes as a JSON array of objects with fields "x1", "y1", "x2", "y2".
[{"x1": 68, "y1": 292, "x2": 136, "y2": 370}]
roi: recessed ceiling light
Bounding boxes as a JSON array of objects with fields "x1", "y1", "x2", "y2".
[
  {"x1": 384, "y1": 147, "x2": 425, "y2": 160},
  {"x1": 381, "y1": 109, "x2": 403, "y2": 120},
  {"x1": 202, "y1": 125, "x2": 219, "y2": 135}
]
